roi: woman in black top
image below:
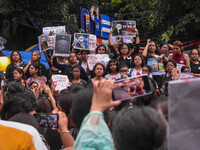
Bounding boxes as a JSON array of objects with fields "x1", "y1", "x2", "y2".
[
  {"x1": 5, "y1": 50, "x2": 27, "y2": 82},
  {"x1": 70, "y1": 65, "x2": 88, "y2": 87},
  {"x1": 190, "y1": 49, "x2": 200, "y2": 77}
]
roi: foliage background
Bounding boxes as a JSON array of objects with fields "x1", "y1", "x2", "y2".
[{"x1": 0, "y1": 0, "x2": 199, "y2": 50}]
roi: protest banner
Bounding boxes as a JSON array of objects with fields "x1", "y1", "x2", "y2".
[
  {"x1": 87, "y1": 54, "x2": 110, "y2": 70},
  {"x1": 74, "y1": 33, "x2": 96, "y2": 52},
  {"x1": 112, "y1": 20, "x2": 136, "y2": 36},
  {"x1": 43, "y1": 26, "x2": 65, "y2": 36},
  {"x1": 38, "y1": 35, "x2": 51, "y2": 52},
  {"x1": 169, "y1": 78, "x2": 200, "y2": 150},
  {"x1": 54, "y1": 34, "x2": 71, "y2": 57},
  {"x1": 51, "y1": 74, "x2": 70, "y2": 91}
]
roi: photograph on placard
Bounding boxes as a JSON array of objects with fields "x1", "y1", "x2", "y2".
[
  {"x1": 112, "y1": 20, "x2": 136, "y2": 36},
  {"x1": 54, "y1": 34, "x2": 71, "y2": 57}
]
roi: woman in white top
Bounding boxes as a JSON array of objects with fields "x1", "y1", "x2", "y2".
[
  {"x1": 129, "y1": 54, "x2": 145, "y2": 77},
  {"x1": 105, "y1": 59, "x2": 121, "y2": 80}
]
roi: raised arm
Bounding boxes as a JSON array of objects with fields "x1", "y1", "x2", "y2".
[{"x1": 142, "y1": 39, "x2": 151, "y2": 58}]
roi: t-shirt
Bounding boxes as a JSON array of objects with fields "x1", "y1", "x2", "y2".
[
  {"x1": 129, "y1": 68, "x2": 142, "y2": 77},
  {"x1": 190, "y1": 61, "x2": 200, "y2": 74},
  {"x1": 105, "y1": 73, "x2": 121, "y2": 80},
  {"x1": 0, "y1": 120, "x2": 47, "y2": 150}
]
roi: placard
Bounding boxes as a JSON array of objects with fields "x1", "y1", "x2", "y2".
[
  {"x1": 54, "y1": 34, "x2": 71, "y2": 57},
  {"x1": 112, "y1": 36, "x2": 133, "y2": 44},
  {"x1": 74, "y1": 33, "x2": 96, "y2": 52},
  {"x1": 169, "y1": 78, "x2": 200, "y2": 150},
  {"x1": 87, "y1": 54, "x2": 110, "y2": 70},
  {"x1": 38, "y1": 35, "x2": 51, "y2": 52},
  {"x1": 0, "y1": 36, "x2": 7, "y2": 50},
  {"x1": 43, "y1": 26, "x2": 65, "y2": 36},
  {"x1": 180, "y1": 73, "x2": 194, "y2": 79},
  {"x1": 147, "y1": 58, "x2": 159, "y2": 72},
  {"x1": 52, "y1": 74, "x2": 70, "y2": 91},
  {"x1": 112, "y1": 20, "x2": 136, "y2": 36}
]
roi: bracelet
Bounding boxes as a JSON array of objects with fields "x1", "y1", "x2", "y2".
[
  {"x1": 136, "y1": 34, "x2": 139, "y2": 36},
  {"x1": 60, "y1": 130, "x2": 70, "y2": 134}
]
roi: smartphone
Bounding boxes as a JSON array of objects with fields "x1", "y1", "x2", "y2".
[
  {"x1": 34, "y1": 113, "x2": 58, "y2": 128},
  {"x1": 113, "y1": 74, "x2": 153, "y2": 101}
]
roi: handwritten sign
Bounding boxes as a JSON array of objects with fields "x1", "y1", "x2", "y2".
[
  {"x1": 51, "y1": 74, "x2": 70, "y2": 91},
  {"x1": 87, "y1": 54, "x2": 110, "y2": 70}
]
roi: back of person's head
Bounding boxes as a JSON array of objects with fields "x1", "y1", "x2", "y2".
[
  {"x1": 1, "y1": 81, "x2": 35, "y2": 120},
  {"x1": 113, "y1": 106, "x2": 167, "y2": 150},
  {"x1": 35, "y1": 96, "x2": 53, "y2": 113},
  {"x1": 68, "y1": 84, "x2": 85, "y2": 93},
  {"x1": 150, "y1": 96, "x2": 168, "y2": 121},
  {"x1": 9, "y1": 112, "x2": 39, "y2": 131},
  {"x1": 58, "y1": 92, "x2": 73, "y2": 116},
  {"x1": 71, "y1": 87, "x2": 109, "y2": 129}
]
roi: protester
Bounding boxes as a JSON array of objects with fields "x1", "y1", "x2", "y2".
[
  {"x1": 190, "y1": 49, "x2": 200, "y2": 77},
  {"x1": 90, "y1": 63, "x2": 105, "y2": 84},
  {"x1": 105, "y1": 59, "x2": 121, "y2": 80},
  {"x1": 26, "y1": 63, "x2": 47, "y2": 87},
  {"x1": 13, "y1": 68, "x2": 23, "y2": 82},
  {"x1": 5, "y1": 50, "x2": 27, "y2": 82},
  {"x1": 142, "y1": 39, "x2": 160, "y2": 61},
  {"x1": 168, "y1": 40, "x2": 190, "y2": 67},
  {"x1": 129, "y1": 54, "x2": 145, "y2": 76},
  {"x1": 24, "y1": 51, "x2": 47, "y2": 79},
  {"x1": 70, "y1": 65, "x2": 88, "y2": 87}
]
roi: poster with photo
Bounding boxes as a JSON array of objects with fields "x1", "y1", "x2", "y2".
[
  {"x1": 43, "y1": 26, "x2": 65, "y2": 36},
  {"x1": 147, "y1": 58, "x2": 159, "y2": 72},
  {"x1": 38, "y1": 35, "x2": 51, "y2": 52},
  {"x1": 54, "y1": 34, "x2": 71, "y2": 57},
  {"x1": 52, "y1": 74, "x2": 70, "y2": 91},
  {"x1": 112, "y1": 36, "x2": 133, "y2": 44},
  {"x1": 87, "y1": 54, "x2": 110, "y2": 70},
  {"x1": 112, "y1": 20, "x2": 136, "y2": 36},
  {"x1": 74, "y1": 33, "x2": 97, "y2": 52}
]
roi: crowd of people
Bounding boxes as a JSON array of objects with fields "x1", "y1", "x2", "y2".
[{"x1": 0, "y1": 27, "x2": 200, "y2": 149}]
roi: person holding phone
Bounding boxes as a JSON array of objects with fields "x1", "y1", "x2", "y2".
[{"x1": 160, "y1": 60, "x2": 180, "y2": 96}]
